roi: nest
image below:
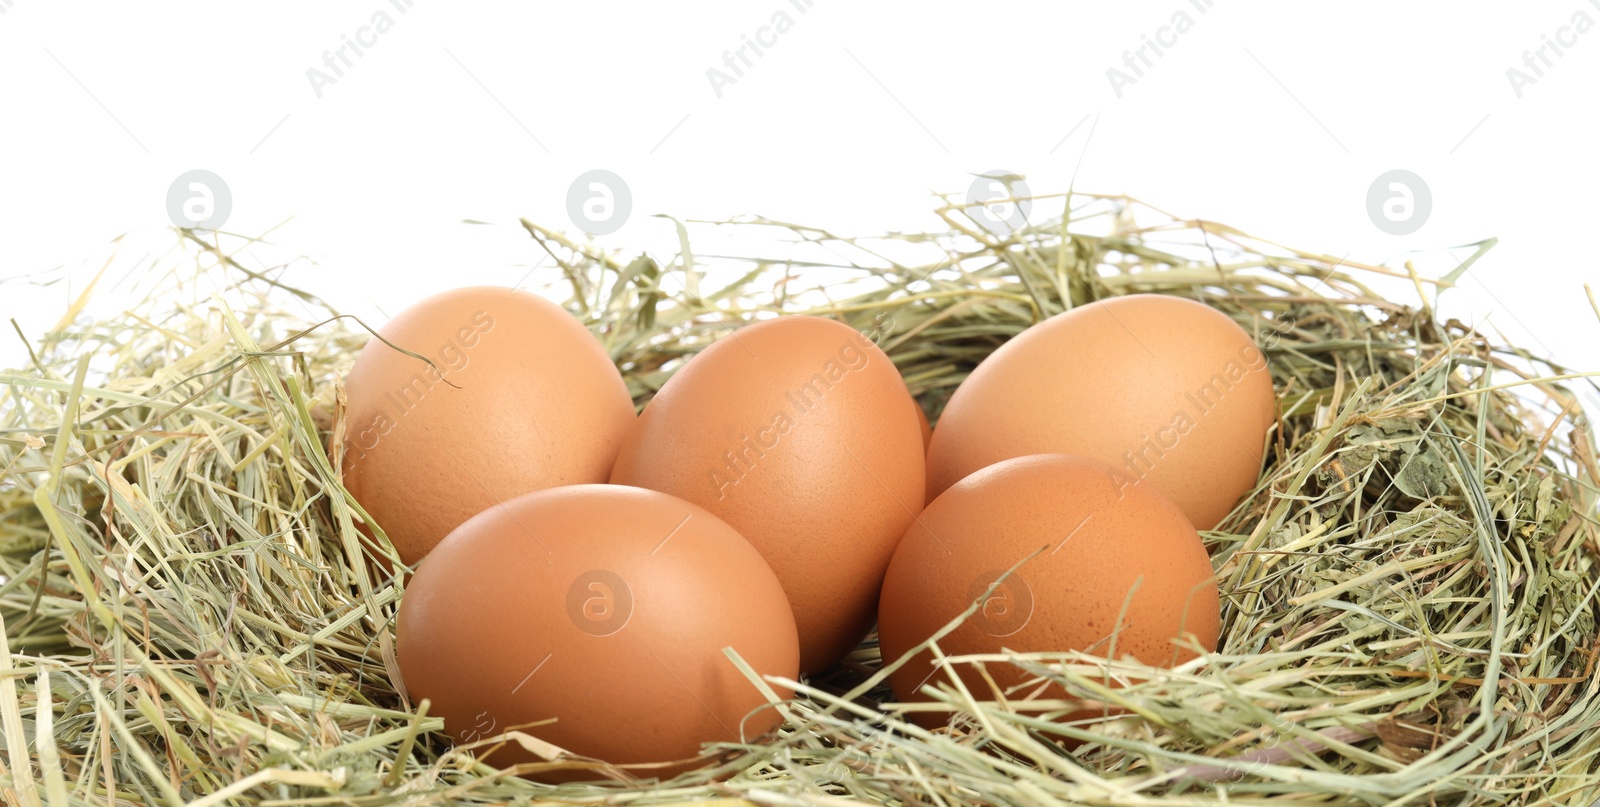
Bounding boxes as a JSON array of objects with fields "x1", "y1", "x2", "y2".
[{"x1": 3, "y1": 192, "x2": 1599, "y2": 805}]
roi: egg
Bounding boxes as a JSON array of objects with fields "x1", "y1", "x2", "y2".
[
  {"x1": 926, "y1": 294, "x2": 1275, "y2": 530},
  {"x1": 912, "y1": 394, "x2": 932, "y2": 451},
  {"x1": 610, "y1": 316, "x2": 925, "y2": 673},
  {"x1": 341, "y1": 287, "x2": 635, "y2": 565},
  {"x1": 878, "y1": 453, "x2": 1220, "y2": 726},
  {"x1": 395, "y1": 484, "x2": 798, "y2": 777}
]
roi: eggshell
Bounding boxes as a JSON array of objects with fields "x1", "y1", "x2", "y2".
[
  {"x1": 610, "y1": 316, "x2": 925, "y2": 673},
  {"x1": 926, "y1": 294, "x2": 1275, "y2": 530},
  {"x1": 395, "y1": 484, "x2": 798, "y2": 778},
  {"x1": 341, "y1": 287, "x2": 635, "y2": 565},
  {"x1": 912, "y1": 396, "x2": 932, "y2": 451},
  {"x1": 878, "y1": 453, "x2": 1219, "y2": 727}
]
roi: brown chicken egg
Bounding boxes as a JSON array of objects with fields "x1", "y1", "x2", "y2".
[
  {"x1": 395, "y1": 484, "x2": 798, "y2": 778},
  {"x1": 878, "y1": 453, "x2": 1220, "y2": 727},
  {"x1": 610, "y1": 316, "x2": 925, "y2": 673},
  {"x1": 340, "y1": 287, "x2": 635, "y2": 565},
  {"x1": 926, "y1": 294, "x2": 1275, "y2": 530},
  {"x1": 912, "y1": 395, "x2": 932, "y2": 451}
]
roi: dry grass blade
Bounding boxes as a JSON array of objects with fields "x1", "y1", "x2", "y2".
[{"x1": 2, "y1": 191, "x2": 1598, "y2": 805}]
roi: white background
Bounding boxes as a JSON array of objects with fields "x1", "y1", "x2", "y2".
[{"x1": 1, "y1": 1, "x2": 1597, "y2": 383}]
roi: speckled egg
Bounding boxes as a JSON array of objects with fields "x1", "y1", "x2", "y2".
[{"x1": 878, "y1": 453, "x2": 1220, "y2": 726}]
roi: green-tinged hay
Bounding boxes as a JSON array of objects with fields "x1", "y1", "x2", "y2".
[{"x1": 2, "y1": 191, "x2": 1599, "y2": 805}]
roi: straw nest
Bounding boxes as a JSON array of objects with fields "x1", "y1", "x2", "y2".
[{"x1": 3, "y1": 192, "x2": 1599, "y2": 806}]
